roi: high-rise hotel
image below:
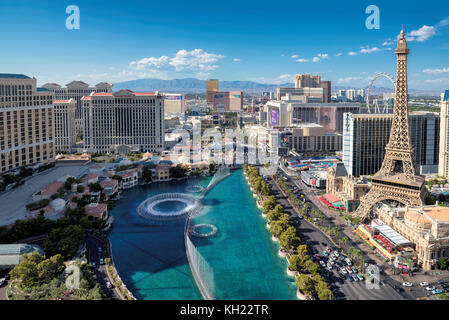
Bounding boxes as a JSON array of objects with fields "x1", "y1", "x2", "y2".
[
  {"x1": 42, "y1": 81, "x2": 113, "y2": 133},
  {"x1": 54, "y1": 98, "x2": 76, "y2": 153},
  {"x1": 0, "y1": 74, "x2": 55, "y2": 174},
  {"x1": 438, "y1": 90, "x2": 449, "y2": 177},
  {"x1": 81, "y1": 89, "x2": 164, "y2": 154}
]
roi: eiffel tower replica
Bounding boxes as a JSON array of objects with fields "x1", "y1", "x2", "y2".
[{"x1": 353, "y1": 28, "x2": 427, "y2": 221}]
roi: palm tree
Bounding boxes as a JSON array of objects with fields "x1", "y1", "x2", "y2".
[{"x1": 341, "y1": 236, "x2": 349, "y2": 249}]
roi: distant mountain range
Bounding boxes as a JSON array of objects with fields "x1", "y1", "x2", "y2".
[{"x1": 114, "y1": 78, "x2": 442, "y2": 97}]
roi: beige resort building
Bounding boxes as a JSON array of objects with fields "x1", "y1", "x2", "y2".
[
  {"x1": 53, "y1": 98, "x2": 76, "y2": 153},
  {"x1": 373, "y1": 204, "x2": 449, "y2": 270},
  {"x1": 0, "y1": 74, "x2": 55, "y2": 174}
]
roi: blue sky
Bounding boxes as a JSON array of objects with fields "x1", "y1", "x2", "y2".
[{"x1": 0, "y1": 0, "x2": 448, "y2": 90}]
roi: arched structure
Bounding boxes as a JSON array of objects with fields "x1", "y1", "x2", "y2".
[{"x1": 366, "y1": 72, "x2": 395, "y2": 114}]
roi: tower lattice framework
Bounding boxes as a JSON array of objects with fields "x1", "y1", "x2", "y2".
[{"x1": 353, "y1": 28, "x2": 426, "y2": 221}]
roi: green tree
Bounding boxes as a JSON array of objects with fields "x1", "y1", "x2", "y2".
[
  {"x1": 263, "y1": 196, "x2": 277, "y2": 212},
  {"x1": 296, "y1": 274, "x2": 315, "y2": 296},
  {"x1": 279, "y1": 226, "x2": 301, "y2": 251},
  {"x1": 36, "y1": 254, "x2": 65, "y2": 283}
]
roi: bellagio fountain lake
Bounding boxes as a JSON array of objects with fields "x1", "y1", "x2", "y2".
[{"x1": 108, "y1": 168, "x2": 297, "y2": 299}]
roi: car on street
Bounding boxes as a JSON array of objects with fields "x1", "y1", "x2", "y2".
[
  {"x1": 402, "y1": 282, "x2": 413, "y2": 287},
  {"x1": 106, "y1": 281, "x2": 113, "y2": 289},
  {"x1": 320, "y1": 261, "x2": 326, "y2": 268},
  {"x1": 351, "y1": 266, "x2": 357, "y2": 273},
  {"x1": 420, "y1": 282, "x2": 429, "y2": 287},
  {"x1": 98, "y1": 247, "x2": 102, "y2": 253},
  {"x1": 346, "y1": 266, "x2": 353, "y2": 273},
  {"x1": 432, "y1": 289, "x2": 443, "y2": 295},
  {"x1": 323, "y1": 251, "x2": 329, "y2": 257},
  {"x1": 437, "y1": 279, "x2": 444, "y2": 284},
  {"x1": 91, "y1": 262, "x2": 96, "y2": 268},
  {"x1": 0, "y1": 278, "x2": 6, "y2": 286},
  {"x1": 340, "y1": 268, "x2": 347, "y2": 274},
  {"x1": 426, "y1": 286, "x2": 436, "y2": 291},
  {"x1": 99, "y1": 258, "x2": 104, "y2": 265},
  {"x1": 346, "y1": 274, "x2": 353, "y2": 282},
  {"x1": 357, "y1": 273, "x2": 364, "y2": 281},
  {"x1": 352, "y1": 274, "x2": 359, "y2": 282}
]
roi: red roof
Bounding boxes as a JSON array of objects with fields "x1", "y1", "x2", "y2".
[
  {"x1": 40, "y1": 181, "x2": 64, "y2": 196},
  {"x1": 84, "y1": 203, "x2": 108, "y2": 218},
  {"x1": 54, "y1": 99, "x2": 71, "y2": 103}
]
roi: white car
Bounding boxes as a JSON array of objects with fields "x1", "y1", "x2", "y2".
[
  {"x1": 99, "y1": 258, "x2": 104, "y2": 265},
  {"x1": 334, "y1": 252, "x2": 340, "y2": 257},
  {"x1": 0, "y1": 278, "x2": 5, "y2": 286},
  {"x1": 426, "y1": 286, "x2": 436, "y2": 291},
  {"x1": 402, "y1": 282, "x2": 413, "y2": 287},
  {"x1": 320, "y1": 260, "x2": 326, "y2": 268},
  {"x1": 341, "y1": 268, "x2": 347, "y2": 275},
  {"x1": 420, "y1": 282, "x2": 429, "y2": 287}
]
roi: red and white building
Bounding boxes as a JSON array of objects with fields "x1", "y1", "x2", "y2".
[{"x1": 81, "y1": 90, "x2": 164, "y2": 154}]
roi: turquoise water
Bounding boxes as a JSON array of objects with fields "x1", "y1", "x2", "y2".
[{"x1": 109, "y1": 170, "x2": 297, "y2": 300}]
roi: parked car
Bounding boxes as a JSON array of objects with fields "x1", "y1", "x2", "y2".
[
  {"x1": 333, "y1": 251, "x2": 340, "y2": 257},
  {"x1": 320, "y1": 261, "x2": 326, "y2": 268},
  {"x1": 432, "y1": 289, "x2": 443, "y2": 295},
  {"x1": 106, "y1": 281, "x2": 113, "y2": 289},
  {"x1": 325, "y1": 247, "x2": 332, "y2": 253},
  {"x1": 0, "y1": 278, "x2": 5, "y2": 286},
  {"x1": 99, "y1": 258, "x2": 104, "y2": 265},
  {"x1": 346, "y1": 266, "x2": 353, "y2": 273},
  {"x1": 402, "y1": 282, "x2": 413, "y2": 287},
  {"x1": 91, "y1": 262, "x2": 96, "y2": 268},
  {"x1": 357, "y1": 273, "x2": 364, "y2": 281},
  {"x1": 352, "y1": 274, "x2": 359, "y2": 282},
  {"x1": 426, "y1": 286, "x2": 436, "y2": 291},
  {"x1": 98, "y1": 247, "x2": 102, "y2": 253},
  {"x1": 345, "y1": 258, "x2": 352, "y2": 266},
  {"x1": 341, "y1": 268, "x2": 347, "y2": 275},
  {"x1": 346, "y1": 274, "x2": 353, "y2": 282},
  {"x1": 323, "y1": 251, "x2": 329, "y2": 257},
  {"x1": 351, "y1": 266, "x2": 357, "y2": 273},
  {"x1": 420, "y1": 282, "x2": 429, "y2": 287}
]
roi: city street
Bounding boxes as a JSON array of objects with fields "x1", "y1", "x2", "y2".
[
  {"x1": 85, "y1": 234, "x2": 121, "y2": 300},
  {"x1": 0, "y1": 164, "x2": 91, "y2": 226},
  {"x1": 261, "y1": 166, "x2": 408, "y2": 300}
]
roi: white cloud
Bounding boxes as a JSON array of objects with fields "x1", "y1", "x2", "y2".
[
  {"x1": 296, "y1": 58, "x2": 309, "y2": 62},
  {"x1": 360, "y1": 46, "x2": 381, "y2": 54},
  {"x1": 317, "y1": 53, "x2": 329, "y2": 59},
  {"x1": 423, "y1": 67, "x2": 449, "y2": 75},
  {"x1": 169, "y1": 49, "x2": 224, "y2": 71},
  {"x1": 130, "y1": 49, "x2": 224, "y2": 73},
  {"x1": 424, "y1": 78, "x2": 449, "y2": 84},
  {"x1": 335, "y1": 53, "x2": 342, "y2": 57},
  {"x1": 382, "y1": 40, "x2": 394, "y2": 46},
  {"x1": 291, "y1": 54, "x2": 299, "y2": 58},
  {"x1": 337, "y1": 76, "x2": 362, "y2": 84},
  {"x1": 130, "y1": 56, "x2": 170, "y2": 70},
  {"x1": 311, "y1": 53, "x2": 328, "y2": 63},
  {"x1": 348, "y1": 51, "x2": 357, "y2": 56},
  {"x1": 233, "y1": 58, "x2": 240, "y2": 62},
  {"x1": 407, "y1": 25, "x2": 436, "y2": 42}
]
